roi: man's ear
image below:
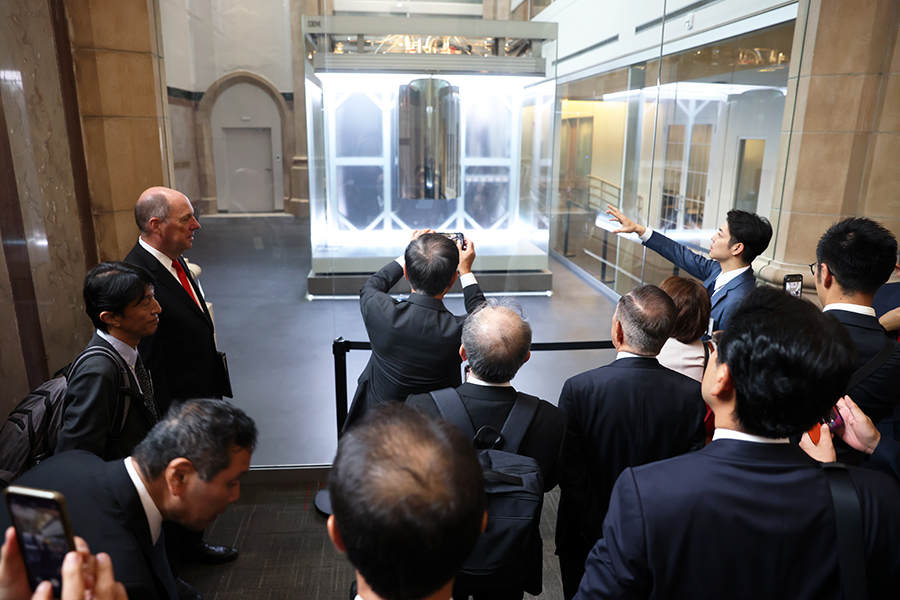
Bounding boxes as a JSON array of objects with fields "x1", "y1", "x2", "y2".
[
  {"x1": 522, "y1": 351, "x2": 531, "y2": 365},
  {"x1": 164, "y1": 458, "x2": 195, "y2": 497},
  {"x1": 730, "y1": 241, "x2": 744, "y2": 258},
  {"x1": 459, "y1": 345, "x2": 467, "y2": 362},
  {"x1": 710, "y1": 361, "x2": 734, "y2": 398},
  {"x1": 819, "y1": 263, "x2": 834, "y2": 289},
  {"x1": 327, "y1": 515, "x2": 346, "y2": 553},
  {"x1": 611, "y1": 319, "x2": 624, "y2": 346},
  {"x1": 402, "y1": 263, "x2": 409, "y2": 282},
  {"x1": 99, "y1": 311, "x2": 119, "y2": 328}
]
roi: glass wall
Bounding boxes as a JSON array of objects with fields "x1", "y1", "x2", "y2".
[{"x1": 553, "y1": 22, "x2": 794, "y2": 296}]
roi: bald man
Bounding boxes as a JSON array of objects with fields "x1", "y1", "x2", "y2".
[
  {"x1": 124, "y1": 188, "x2": 237, "y2": 588},
  {"x1": 407, "y1": 299, "x2": 566, "y2": 600}
]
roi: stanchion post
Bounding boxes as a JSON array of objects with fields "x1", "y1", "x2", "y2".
[{"x1": 333, "y1": 337, "x2": 351, "y2": 436}]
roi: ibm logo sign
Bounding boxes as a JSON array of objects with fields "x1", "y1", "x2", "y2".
[{"x1": 307, "y1": 20, "x2": 322, "y2": 28}]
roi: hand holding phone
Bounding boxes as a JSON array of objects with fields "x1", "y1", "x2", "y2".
[{"x1": 5, "y1": 487, "x2": 76, "y2": 598}]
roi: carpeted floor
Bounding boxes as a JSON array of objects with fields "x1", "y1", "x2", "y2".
[{"x1": 180, "y1": 483, "x2": 564, "y2": 600}]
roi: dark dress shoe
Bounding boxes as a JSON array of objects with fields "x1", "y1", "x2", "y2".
[
  {"x1": 175, "y1": 577, "x2": 202, "y2": 600},
  {"x1": 189, "y1": 542, "x2": 239, "y2": 565}
]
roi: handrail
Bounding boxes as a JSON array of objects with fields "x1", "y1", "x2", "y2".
[
  {"x1": 332, "y1": 337, "x2": 614, "y2": 435},
  {"x1": 586, "y1": 174, "x2": 622, "y2": 192}
]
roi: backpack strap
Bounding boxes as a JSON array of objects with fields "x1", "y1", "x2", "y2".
[
  {"x1": 497, "y1": 393, "x2": 540, "y2": 455},
  {"x1": 430, "y1": 388, "x2": 476, "y2": 440},
  {"x1": 846, "y1": 336, "x2": 893, "y2": 392},
  {"x1": 820, "y1": 462, "x2": 868, "y2": 600},
  {"x1": 69, "y1": 347, "x2": 131, "y2": 439}
]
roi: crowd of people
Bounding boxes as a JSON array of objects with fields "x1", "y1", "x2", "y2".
[{"x1": 1, "y1": 187, "x2": 898, "y2": 600}]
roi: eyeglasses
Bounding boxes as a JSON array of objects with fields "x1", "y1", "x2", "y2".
[{"x1": 808, "y1": 262, "x2": 817, "y2": 276}]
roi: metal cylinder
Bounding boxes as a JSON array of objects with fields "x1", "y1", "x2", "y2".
[{"x1": 397, "y1": 79, "x2": 460, "y2": 200}]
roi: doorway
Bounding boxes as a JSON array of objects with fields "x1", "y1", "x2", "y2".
[{"x1": 224, "y1": 127, "x2": 275, "y2": 213}]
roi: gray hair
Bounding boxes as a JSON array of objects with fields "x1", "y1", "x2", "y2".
[
  {"x1": 133, "y1": 399, "x2": 258, "y2": 482},
  {"x1": 462, "y1": 298, "x2": 532, "y2": 384},
  {"x1": 616, "y1": 285, "x2": 677, "y2": 355},
  {"x1": 134, "y1": 191, "x2": 171, "y2": 233}
]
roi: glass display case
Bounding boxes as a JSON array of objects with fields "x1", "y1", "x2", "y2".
[{"x1": 301, "y1": 17, "x2": 558, "y2": 294}]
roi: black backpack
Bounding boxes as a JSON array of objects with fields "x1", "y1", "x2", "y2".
[
  {"x1": 0, "y1": 346, "x2": 129, "y2": 487},
  {"x1": 430, "y1": 388, "x2": 545, "y2": 595}
]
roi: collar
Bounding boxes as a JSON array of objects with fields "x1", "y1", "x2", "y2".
[
  {"x1": 124, "y1": 457, "x2": 163, "y2": 545},
  {"x1": 712, "y1": 428, "x2": 790, "y2": 444},
  {"x1": 96, "y1": 329, "x2": 137, "y2": 369},
  {"x1": 714, "y1": 266, "x2": 750, "y2": 291},
  {"x1": 823, "y1": 303, "x2": 876, "y2": 317},
  {"x1": 465, "y1": 373, "x2": 512, "y2": 387},
  {"x1": 139, "y1": 237, "x2": 175, "y2": 272},
  {"x1": 615, "y1": 351, "x2": 656, "y2": 361}
]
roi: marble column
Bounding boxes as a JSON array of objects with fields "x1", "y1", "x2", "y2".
[
  {"x1": 67, "y1": 0, "x2": 172, "y2": 261},
  {"x1": 0, "y1": 0, "x2": 94, "y2": 411},
  {"x1": 760, "y1": 0, "x2": 900, "y2": 288}
]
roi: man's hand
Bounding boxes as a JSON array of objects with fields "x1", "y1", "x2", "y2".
[
  {"x1": 0, "y1": 528, "x2": 31, "y2": 600},
  {"x1": 879, "y1": 306, "x2": 900, "y2": 333},
  {"x1": 836, "y1": 395, "x2": 881, "y2": 455},
  {"x1": 458, "y1": 238, "x2": 476, "y2": 276},
  {"x1": 800, "y1": 424, "x2": 836, "y2": 463},
  {"x1": 410, "y1": 229, "x2": 435, "y2": 241},
  {"x1": 605, "y1": 205, "x2": 647, "y2": 237}
]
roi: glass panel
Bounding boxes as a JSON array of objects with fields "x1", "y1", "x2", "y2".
[
  {"x1": 335, "y1": 166, "x2": 385, "y2": 229},
  {"x1": 734, "y1": 138, "x2": 766, "y2": 213},
  {"x1": 464, "y1": 166, "x2": 510, "y2": 228},
  {"x1": 335, "y1": 93, "x2": 383, "y2": 157},
  {"x1": 465, "y1": 96, "x2": 512, "y2": 158}
]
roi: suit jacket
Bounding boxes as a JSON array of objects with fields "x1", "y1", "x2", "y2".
[
  {"x1": 644, "y1": 230, "x2": 756, "y2": 332},
  {"x1": 56, "y1": 333, "x2": 156, "y2": 460},
  {"x1": 345, "y1": 261, "x2": 485, "y2": 427},
  {"x1": 555, "y1": 357, "x2": 706, "y2": 554},
  {"x1": 2, "y1": 451, "x2": 178, "y2": 600},
  {"x1": 125, "y1": 242, "x2": 223, "y2": 413},
  {"x1": 829, "y1": 310, "x2": 900, "y2": 426},
  {"x1": 406, "y1": 382, "x2": 567, "y2": 490},
  {"x1": 576, "y1": 440, "x2": 900, "y2": 600},
  {"x1": 873, "y1": 281, "x2": 900, "y2": 337}
]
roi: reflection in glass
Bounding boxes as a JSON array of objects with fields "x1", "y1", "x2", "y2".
[
  {"x1": 335, "y1": 166, "x2": 384, "y2": 229},
  {"x1": 465, "y1": 96, "x2": 512, "y2": 158},
  {"x1": 464, "y1": 166, "x2": 510, "y2": 228},
  {"x1": 733, "y1": 139, "x2": 765, "y2": 213}
]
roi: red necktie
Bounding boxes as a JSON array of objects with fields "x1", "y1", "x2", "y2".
[{"x1": 173, "y1": 260, "x2": 201, "y2": 308}]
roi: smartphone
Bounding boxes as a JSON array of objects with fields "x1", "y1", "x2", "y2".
[
  {"x1": 5, "y1": 486, "x2": 76, "y2": 598},
  {"x1": 783, "y1": 274, "x2": 803, "y2": 298},
  {"x1": 806, "y1": 406, "x2": 845, "y2": 444},
  {"x1": 438, "y1": 232, "x2": 466, "y2": 250}
]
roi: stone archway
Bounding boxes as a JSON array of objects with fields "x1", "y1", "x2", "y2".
[{"x1": 196, "y1": 71, "x2": 294, "y2": 213}]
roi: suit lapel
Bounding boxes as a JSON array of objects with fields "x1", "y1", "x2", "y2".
[
  {"x1": 137, "y1": 245, "x2": 212, "y2": 326},
  {"x1": 710, "y1": 269, "x2": 753, "y2": 309}
]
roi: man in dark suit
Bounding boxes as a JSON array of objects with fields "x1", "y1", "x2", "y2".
[
  {"x1": 328, "y1": 405, "x2": 486, "y2": 600},
  {"x1": 57, "y1": 261, "x2": 161, "y2": 459},
  {"x1": 814, "y1": 218, "x2": 900, "y2": 432},
  {"x1": 606, "y1": 204, "x2": 772, "y2": 334},
  {"x1": 124, "y1": 187, "x2": 228, "y2": 415},
  {"x1": 345, "y1": 230, "x2": 485, "y2": 428},
  {"x1": 576, "y1": 288, "x2": 900, "y2": 600},
  {"x1": 555, "y1": 285, "x2": 706, "y2": 600},
  {"x1": 4, "y1": 400, "x2": 257, "y2": 600},
  {"x1": 123, "y1": 187, "x2": 236, "y2": 594},
  {"x1": 407, "y1": 299, "x2": 566, "y2": 599}
]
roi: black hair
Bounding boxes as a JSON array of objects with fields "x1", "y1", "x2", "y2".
[
  {"x1": 328, "y1": 405, "x2": 486, "y2": 600},
  {"x1": 404, "y1": 234, "x2": 459, "y2": 297},
  {"x1": 617, "y1": 285, "x2": 677, "y2": 354},
  {"x1": 815, "y1": 217, "x2": 898, "y2": 296},
  {"x1": 717, "y1": 287, "x2": 856, "y2": 438},
  {"x1": 132, "y1": 399, "x2": 258, "y2": 482},
  {"x1": 726, "y1": 210, "x2": 773, "y2": 264},
  {"x1": 462, "y1": 298, "x2": 531, "y2": 384},
  {"x1": 83, "y1": 262, "x2": 155, "y2": 332}
]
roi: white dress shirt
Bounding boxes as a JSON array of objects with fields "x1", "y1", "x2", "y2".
[{"x1": 124, "y1": 457, "x2": 163, "y2": 545}]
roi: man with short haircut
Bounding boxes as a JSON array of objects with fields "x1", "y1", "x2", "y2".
[
  {"x1": 125, "y1": 187, "x2": 228, "y2": 415},
  {"x1": 814, "y1": 218, "x2": 900, "y2": 431},
  {"x1": 57, "y1": 261, "x2": 161, "y2": 460},
  {"x1": 575, "y1": 288, "x2": 900, "y2": 599},
  {"x1": 345, "y1": 229, "x2": 485, "y2": 428},
  {"x1": 327, "y1": 404, "x2": 487, "y2": 600},
  {"x1": 555, "y1": 285, "x2": 706, "y2": 600},
  {"x1": 407, "y1": 299, "x2": 566, "y2": 599},
  {"x1": 606, "y1": 204, "x2": 772, "y2": 333},
  {"x1": 125, "y1": 187, "x2": 237, "y2": 575},
  {"x1": 3, "y1": 400, "x2": 257, "y2": 600}
]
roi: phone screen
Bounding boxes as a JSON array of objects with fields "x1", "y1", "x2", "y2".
[
  {"x1": 783, "y1": 275, "x2": 803, "y2": 299},
  {"x1": 5, "y1": 487, "x2": 75, "y2": 597}
]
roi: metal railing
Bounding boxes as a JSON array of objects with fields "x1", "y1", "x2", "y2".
[{"x1": 332, "y1": 337, "x2": 615, "y2": 435}]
